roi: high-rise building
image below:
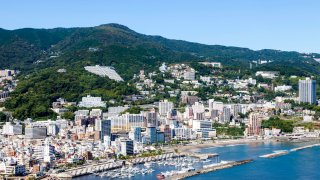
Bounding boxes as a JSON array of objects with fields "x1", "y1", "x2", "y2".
[
  {"x1": 192, "y1": 102, "x2": 205, "y2": 120},
  {"x1": 100, "y1": 120, "x2": 111, "y2": 141},
  {"x1": 208, "y1": 99, "x2": 215, "y2": 110},
  {"x1": 144, "y1": 109, "x2": 157, "y2": 127},
  {"x1": 181, "y1": 95, "x2": 199, "y2": 105},
  {"x1": 248, "y1": 113, "x2": 262, "y2": 136},
  {"x1": 219, "y1": 106, "x2": 231, "y2": 123},
  {"x1": 47, "y1": 123, "x2": 58, "y2": 136},
  {"x1": 43, "y1": 139, "x2": 55, "y2": 163},
  {"x1": 159, "y1": 100, "x2": 174, "y2": 116},
  {"x1": 184, "y1": 106, "x2": 193, "y2": 119},
  {"x1": 211, "y1": 110, "x2": 219, "y2": 119},
  {"x1": 120, "y1": 139, "x2": 134, "y2": 156},
  {"x1": 110, "y1": 113, "x2": 144, "y2": 132},
  {"x1": 95, "y1": 119, "x2": 102, "y2": 131},
  {"x1": 123, "y1": 113, "x2": 145, "y2": 128},
  {"x1": 171, "y1": 127, "x2": 193, "y2": 140},
  {"x1": 25, "y1": 126, "x2": 47, "y2": 139},
  {"x1": 233, "y1": 104, "x2": 243, "y2": 117},
  {"x1": 159, "y1": 124, "x2": 171, "y2": 143},
  {"x1": 157, "y1": 132, "x2": 165, "y2": 143},
  {"x1": 299, "y1": 78, "x2": 316, "y2": 104},
  {"x1": 129, "y1": 127, "x2": 142, "y2": 142},
  {"x1": 146, "y1": 126, "x2": 157, "y2": 144},
  {"x1": 104, "y1": 135, "x2": 111, "y2": 148}
]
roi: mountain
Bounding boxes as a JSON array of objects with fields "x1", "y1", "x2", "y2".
[
  {"x1": 1, "y1": 23, "x2": 320, "y2": 77},
  {"x1": 1, "y1": 23, "x2": 320, "y2": 119}
]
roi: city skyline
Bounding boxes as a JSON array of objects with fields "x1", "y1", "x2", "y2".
[{"x1": 1, "y1": 1, "x2": 320, "y2": 179}]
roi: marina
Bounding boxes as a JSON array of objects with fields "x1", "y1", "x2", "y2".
[
  {"x1": 94, "y1": 155, "x2": 220, "y2": 179},
  {"x1": 55, "y1": 152, "x2": 192, "y2": 178},
  {"x1": 94, "y1": 166, "x2": 154, "y2": 179},
  {"x1": 73, "y1": 141, "x2": 320, "y2": 180},
  {"x1": 59, "y1": 152, "x2": 220, "y2": 179}
]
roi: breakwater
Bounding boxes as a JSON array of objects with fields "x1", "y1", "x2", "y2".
[
  {"x1": 259, "y1": 150, "x2": 289, "y2": 158},
  {"x1": 259, "y1": 143, "x2": 320, "y2": 159},
  {"x1": 290, "y1": 143, "x2": 320, "y2": 152},
  {"x1": 167, "y1": 159, "x2": 253, "y2": 180}
]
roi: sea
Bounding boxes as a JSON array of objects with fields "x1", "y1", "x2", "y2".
[{"x1": 74, "y1": 140, "x2": 320, "y2": 180}]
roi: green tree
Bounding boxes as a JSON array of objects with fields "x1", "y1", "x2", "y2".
[
  {"x1": 0, "y1": 112, "x2": 7, "y2": 122},
  {"x1": 61, "y1": 111, "x2": 75, "y2": 120}
]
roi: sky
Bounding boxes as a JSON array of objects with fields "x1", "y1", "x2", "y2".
[{"x1": 1, "y1": 0, "x2": 320, "y2": 53}]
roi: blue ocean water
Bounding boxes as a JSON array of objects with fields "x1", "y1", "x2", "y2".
[
  {"x1": 75, "y1": 140, "x2": 320, "y2": 180},
  {"x1": 189, "y1": 141, "x2": 320, "y2": 180}
]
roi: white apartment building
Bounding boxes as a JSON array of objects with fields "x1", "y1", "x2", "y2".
[
  {"x1": 2, "y1": 122, "x2": 22, "y2": 135},
  {"x1": 192, "y1": 120, "x2": 212, "y2": 130},
  {"x1": 90, "y1": 109, "x2": 103, "y2": 118},
  {"x1": 210, "y1": 101, "x2": 224, "y2": 111},
  {"x1": 110, "y1": 113, "x2": 145, "y2": 132},
  {"x1": 275, "y1": 85, "x2": 292, "y2": 92},
  {"x1": 172, "y1": 127, "x2": 193, "y2": 140},
  {"x1": 159, "y1": 100, "x2": 174, "y2": 116},
  {"x1": 219, "y1": 106, "x2": 231, "y2": 123},
  {"x1": 299, "y1": 78, "x2": 316, "y2": 104},
  {"x1": 78, "y1": 95, "x2": 106, "y2": 108}
]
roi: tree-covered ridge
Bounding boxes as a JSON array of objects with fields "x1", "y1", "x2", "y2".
[
  {"x1": 4, "y1": 68, "x2": 137, "y2": 120},
  {"x1": 0, "y1": 23, "x2": 319, "y2": 77}
]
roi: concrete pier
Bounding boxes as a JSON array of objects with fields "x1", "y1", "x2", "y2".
[{"x1": 167, "y1": 159, "x2": 253, "y2": 180}]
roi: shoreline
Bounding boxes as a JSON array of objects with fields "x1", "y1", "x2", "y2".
[
  {"x1": 166, "y1": 139, "x2": 273, "y2": 153},
  {"x1": 70, "y1": 138, "x2": 320, "y2": 179},
  {"x1": 165, "y1": 137, "x2": 320, "y2": 153}
]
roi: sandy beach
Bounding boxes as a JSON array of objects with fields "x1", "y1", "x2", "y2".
[
  {"x1": 165, "y1": 137, "x2": 320, "y2": 153},
  {"x1": 162, "y1": 138, "x2": 273, "y2": 153}
]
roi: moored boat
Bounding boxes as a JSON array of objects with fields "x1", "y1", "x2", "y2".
[{"x1": 156, "y1": 173, "x2": 165, "y2": 179}]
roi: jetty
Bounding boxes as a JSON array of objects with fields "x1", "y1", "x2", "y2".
[
  {"x1": 167, "y1": 159, "x2": 253, "y2": 180},
  {"x1": 290, "y1": 143, "x2": 320, "y2": 152},
  {"x1": 259, "y1": 150, "x2": 288, "y2": 158}
]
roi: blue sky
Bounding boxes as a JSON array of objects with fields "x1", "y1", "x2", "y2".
[{"x1": 1, "y1": 0, "x2": 319, "y2": 53}]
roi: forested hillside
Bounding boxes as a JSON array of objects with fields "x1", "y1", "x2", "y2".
[{"x1": 1, "y1": 23, "x2": 320, "y2": 119}]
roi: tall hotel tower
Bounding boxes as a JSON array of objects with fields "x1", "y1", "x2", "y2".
[{"x1": 299, "y1": 78, "x2": 316, "y2": 104}]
